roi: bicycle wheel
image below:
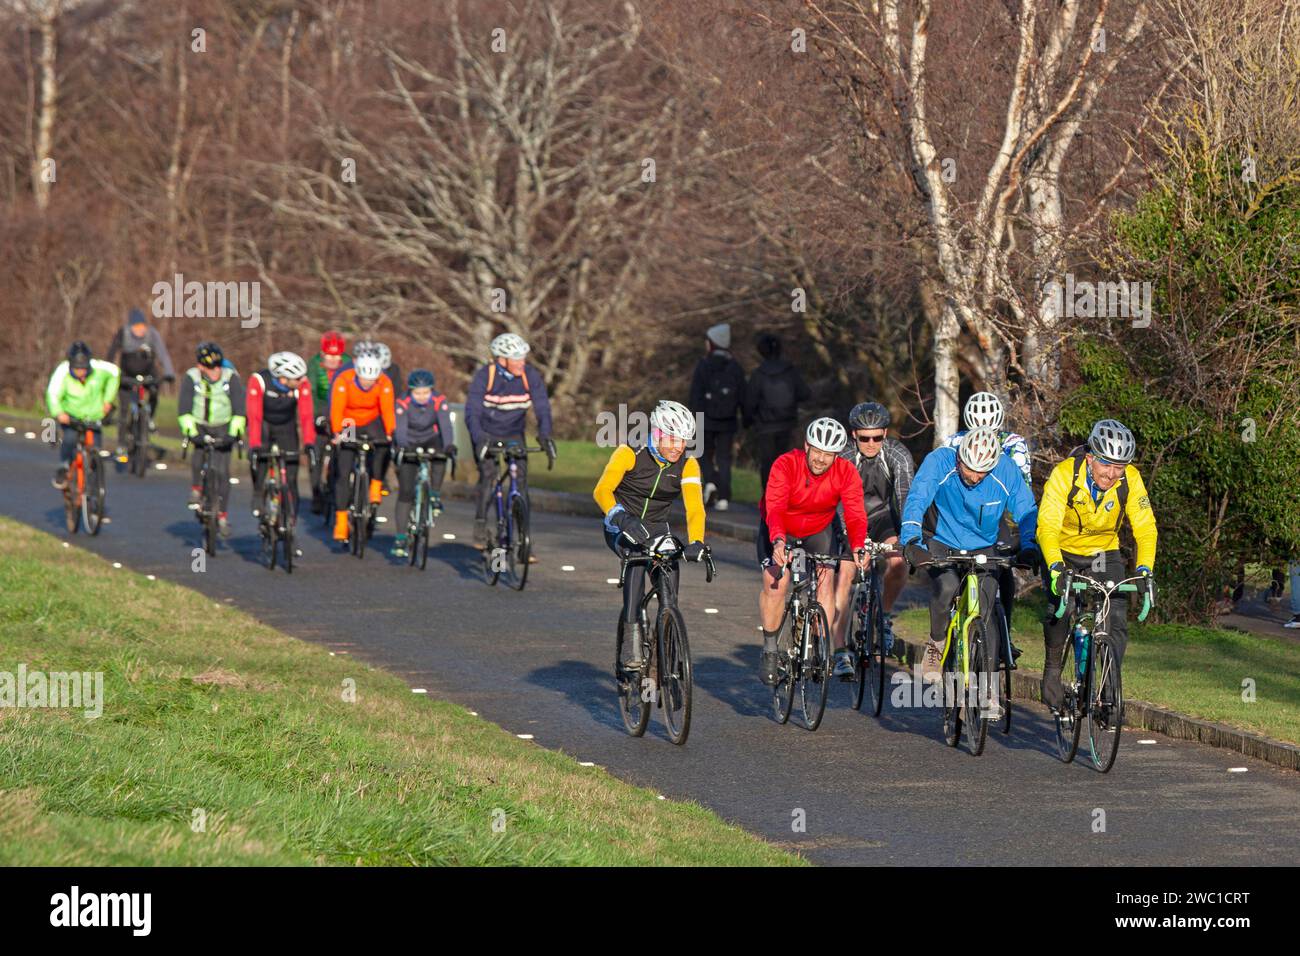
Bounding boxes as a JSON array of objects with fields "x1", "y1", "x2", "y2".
[
  {"x1": 772, "y1": 614, "x2": 796, "y2": 725},
  {"x1": 845, "y1": 581, "x2": 867, "y2": 712},
  {"x1": 798, "y1": 603, "x2": 831, "y2": 731},
  {"x1": 408, "y1": 492, "x2": 423, "y2": 568},
  {"x1": 260, "y1": 485, "x2": 278, "y2": 570},
  {"x1": 942, "y1": 629, "x2": 962, "y2": 747},
  {"x1": 64, "y1": 476, "x2": 80, "y2": 534},
  {"x1": 961, "y1": 622, "x2": 990, "y2": 756},
  {"x1": 615, "y1": 618, "x2": 651, "y2": 737},
  {"x1": 867, "y1": 582, "x2": 888, "y2": 717},
  {"x1": 486, "y1": 496, "x2": 503, "y2": 586},
  {"x1": 131, "y1": 410, "x2": 148, "y2": 477},
  {"x1": 994, "y1": 601, "x2": 1012, "y2": 735},
  {"x1": 657, "y1": 606, "x2": 693, "y2": 745},
  {"x1": 1054, "y1": 640, "x2": 1082, "y2": 763},
  {"x1": 83, "y1": 454, "x2": 104, "y2": 536},
  {"x1": 1087, "y1": 637, "x2": 1123, "y2": 772},
  {"x1": 506, "y1": 494, "x2": 531, "y2": 591}
]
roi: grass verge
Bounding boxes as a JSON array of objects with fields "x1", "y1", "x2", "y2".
[
  {"x1": 894, "y1": 593, "x2": 1300, "y2": 746},
  {"x1": 0, "y1": 517, "x2": 800, "y2": 866}
]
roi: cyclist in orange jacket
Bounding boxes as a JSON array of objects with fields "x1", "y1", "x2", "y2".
[{"x1": 328, "y1": 352, "x2": 395, "y2": 546}]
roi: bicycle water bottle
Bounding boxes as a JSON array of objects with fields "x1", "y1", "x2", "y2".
[{"x1": 1072, "y1": 623, "x2": 1090, "y2": 680}]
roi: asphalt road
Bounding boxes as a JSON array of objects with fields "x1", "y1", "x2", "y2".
[{"x1": 2, "y1": 429, "x2": 1297, "y2": 865}]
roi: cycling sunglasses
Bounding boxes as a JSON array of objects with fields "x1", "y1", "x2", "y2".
[{"x1": 854, "y1": 433, "x2": 885, "y2": 444}]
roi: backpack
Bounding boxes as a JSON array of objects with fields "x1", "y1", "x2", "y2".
[
  {"x1": 702, "y1": 359, "x2": 741, "y2": 421},
  {"x1": 758, "y1": 367, "x2": 797, "y2": 422},
  {"x1": 1063, "y1": 445, "x2": 1130, "y2": 538}
]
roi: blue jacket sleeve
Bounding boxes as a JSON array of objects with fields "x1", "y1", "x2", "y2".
[
  {"x1": 528, "y1": 365, "x2": 553, "y2": 440},
  {"x1": 1003, "y1": 457, "x2": 1038, "y2": 547},
  {"x1": 465, "y1": 366, "x2": 487, "y2": 448},
  {"x1": 900, "y1": 448, "x2": 946, "y2": 546}
]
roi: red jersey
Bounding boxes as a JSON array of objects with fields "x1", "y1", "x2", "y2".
[{"x1": 760, "y1": 448, "x2": 868, "y2": 548}]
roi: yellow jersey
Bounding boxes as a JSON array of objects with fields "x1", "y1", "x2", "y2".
[{"x1": 1037, "y1": 455, "x2": 1157, "y2": 570}]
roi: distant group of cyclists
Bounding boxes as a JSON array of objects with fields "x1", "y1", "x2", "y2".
[
  {"x1": 44, "y1": 310, "x2": 1160, "y2": 721},
  {"x1": 46, "y1": 312, "x2": 557, "y2": 559}
]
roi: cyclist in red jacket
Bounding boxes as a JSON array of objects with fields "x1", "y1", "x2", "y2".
[{"x1": 757, "y1": 417, "x2": 869, "y2": 686}]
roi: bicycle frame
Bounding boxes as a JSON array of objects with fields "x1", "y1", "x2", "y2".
[{"x1": 929, "y1": 552, "x2": 1016, "y2": 708}]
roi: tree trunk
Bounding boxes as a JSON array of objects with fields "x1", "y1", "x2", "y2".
[{"x1": 32, "y1": 2, "x2": 59, "y2": 212}]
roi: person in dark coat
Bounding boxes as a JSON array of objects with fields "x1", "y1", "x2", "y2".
[
  {"x1": 689, "y1": 322, "x2": 746, "y2": 511},
  {"x1": 744, "y1": 333, "x2": 811, "y2": 492}
]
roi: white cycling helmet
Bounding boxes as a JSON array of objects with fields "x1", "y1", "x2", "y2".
[
  {"x1": 1088, "y1": 419, "x2": 1136, "y2": 464},
  {"x1": 806, "y1": 417, "x2": 848, "y2": 453},
  {"x1": 958, "y1": 425, "x2": 1002, "y2": 472},
  {"x1": 963, "y1": 391, "x2": 1005, "y2": 430},
  {"x1": 649, "y1": 400, "x2": 696, "y2": 440},
  {"x1": 372, "y1": 342, "x2": 392, "y2": 369},
  {"x1": 268, "y1": 351, "x2": 307, "y2": 380},
  {"x1": 354, "y1": 353, "x2": 384, "y2": 380},
  {"x1": 490, "y1": 333, "x2": 530, "y2": 359}
]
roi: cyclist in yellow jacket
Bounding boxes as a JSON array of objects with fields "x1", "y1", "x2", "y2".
[{"x1": 1036, "y1": 419, "x2": 1157, "y2": 713}]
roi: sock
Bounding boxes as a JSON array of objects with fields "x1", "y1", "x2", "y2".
[{"x1": 762, "y1": 629, "x2": 779, "y2": 654}]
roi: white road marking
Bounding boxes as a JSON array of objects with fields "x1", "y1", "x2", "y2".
[
  {"x1": 704, "y1": 608, "x2": 718, "y2": 614},
  {"x1": 146, "y1": 574, "x2": 156, "y2": 580},
  {"x1": 579, "y1": 761, "x2": 596, "y2": 767},
  {"x1": 3, "y1": 426, "x2": 13, "y2": 434},
  {"x1": 606, "y1": 578, "x2": 619, "y2": 585},
  {"x1": 112, "y1": 562, "x2": 122, "y2": 569},
  {"x1": 155, "y1": 463, "x2": 167, "y2": 471},
  {"x1": 229, "y1": 477, "x2": 240, "y2": 485},
  {"x1": 469, "y1": 711, "x2": 478, "y2": 716},
  {"x1": 561, "y1": 565, "x2": 575, "y2": 571},
  {"x1": 517, "y1": 733, "x2": 534, "y2": 740},
  {"x1": 1137, "y1": 739, "x2": 1157, "y2": 745},
  {"x1": 23, "y1": 432, "x2": 35, "y2": 439},
  {"x1": 443, "y1": 533, "x2": 456, "y2": 540},
  {"x1": 1228, "y1": 767, "x2": 1249, "y2": 773},
  {"x1": 411, "y1": 688, "x2": 427, "y2": 694}
]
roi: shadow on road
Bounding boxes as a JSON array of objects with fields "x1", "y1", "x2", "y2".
[{"x1": 525, "y1": 659, "x2": 640, "y2": 737}]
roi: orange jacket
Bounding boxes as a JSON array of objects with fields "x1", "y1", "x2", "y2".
[{"x1": 330, "y1": 367, "x2": 396, "y2": 435}]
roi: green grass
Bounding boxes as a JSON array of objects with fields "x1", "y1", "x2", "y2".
[
  {"x1": 0, "y1": 518, "x2": 801, "y2": 866},
  {"x1": 894, "y1": 593, "x2": 1300, "y2": 745}
]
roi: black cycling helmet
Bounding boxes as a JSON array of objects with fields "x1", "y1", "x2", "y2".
[
  {"x1": 407, "y1": 368, "x2": 435, "y2": 390},
  {"x1": 849, "y1": 401, "x2": 890, "y2": 431},
  {"x1": 757, "y1": 333, "x2": 782, "y2": 359},
  {"x1": 128, "y1": 307, "x2": 148, "y2": 327},
  {"x1": 196, "y1": 341, "x2": 224, "y2": 368},
  {"x1": 67, "y1": 340, "x2": 93, "y2": 370}
]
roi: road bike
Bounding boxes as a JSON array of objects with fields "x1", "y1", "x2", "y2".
[
  {"x1": 1051, "y1": 569, "x2": 1154, "y2": 772},
  {"x1": 182, "y1": 433, "x2": 241, "y2": 556},
  {"x1": 61, "y1": 419, "x2": 107, "y2": 535},
  {"x1": 481, "y1": 441, "x2": 550, "y2": 590},
  {"x1": 397, "y1": 446, "x2": 454, "y2": 570},
  {"x1": 120, "y1": 373, "x2": 160, "y2": 477},
  {"x1": 772, "y1": 547, "x2": 839, "y2": 731},
  {"x1": 844, "y1": 540, "x2": 901, "y2": 716},
  {"x1": 338, "y1": 436, "x2": 390, "y2": 559},
  {"x1": 615, "y1": 535, "x2": 714, "y2": 745},
  {"x1": 250, "y1": 443, "x2": 306, "y2": 573},
  {"x1": 923, "y1": 550, "x2": 1018, "y2": 756}
]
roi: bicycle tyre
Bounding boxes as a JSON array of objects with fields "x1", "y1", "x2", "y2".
[
  {"x1": 131, "y1": 409, "x2": 148, "y2": 477},
  {"x1": 658, "y1": 606, "x2": 693, "y2": 745},
  {"x1": 615, "y1": 618, "x2": 651, "y2": 737},
  {"x1": 963, "y1": 622, "x2": 989, "y2": 756},
  {"x1": 1054, "y1": 640, "x2": 1082, "y2": 763},
  {"x1": 943, "y1": 629, "x2": 961, "y2": 747},
  {"x1": 64, "y1": 473, "x2": 80, "y2": 534},
  {"x1": 799, "y1": 603, "x2": 831, "y2": 731},
  {"x1": 83, "y1": 454, "x2": 104, "y2": 536},
  {"x1": 1088, "y1": 638, "x2": 1123, "y2": 773},
  {"x1": 507, "y1": 494, "x2": 530, "y2": 591},
  {"x1": 846, "y1": 581, "x2": 867, "y2": 712},
  {"x1": 772, "y1": 614, "x2": 796, "y2": 725},
  {"x1": 868, "y1": 580, "x2": 888, "y2": 717}
]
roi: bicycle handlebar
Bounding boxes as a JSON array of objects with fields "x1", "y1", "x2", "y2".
[
  {"x1": 399, "y1": 446, "x2": 456, "y2": 481},
  {"x1": 481, "y1": 442, "x2": 553, "y2": 471},
  {"x1": 64, "y1": 418, "x2": 104, "y2": 432},
  {"x1": 1053, "y1": 571, "x2": 1154, "y2": 623},
  {"x1": 618, "y1": 542, "x2": 715, "y2": 588},
  {"x1": 181, "y1": 434, "x2": 243, "y2": 460}
]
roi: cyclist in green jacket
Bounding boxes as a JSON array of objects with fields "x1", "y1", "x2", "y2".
[
  {"x1": 307, "y1": 331, "x2": 350, "y2": 513},
  {"x1": 47, "y1": 341, "x2": 120, "y2": 489},
  {"x1": 177, "y1": 342, "x2": 246, "y2": 538}
]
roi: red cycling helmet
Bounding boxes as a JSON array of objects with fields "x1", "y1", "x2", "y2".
[{"x1": 320, "y1": 331, "x2": 346, "y2": 356}]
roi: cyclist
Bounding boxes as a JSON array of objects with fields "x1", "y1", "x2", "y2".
[
  {"x1": 832, "y1": 401, "x2": 914, "y2": 676},
  {"x1": 246, "y1": 351, "x2": 316, "y2": 518},
  {"x1": 178, "y1": 342, "x2": 246, "y2": 538},
  {"x1": 328, "y1": 350, "x2": 395, "y2": 548},
  {"x1": 307, "y1": 331, "x2": 349, "y2": 513},
  {"x1": 943, "y1": 391, "x2": 1033, "y2": 654},
  {"x1": 900, "y1": 427, "x2": 1039, "y2": 718},
  {"x1": 466, "y1": 333, "x2": 557, "y2": 550},
  {"x1": 389, "y1": 369, "x2": 457, "y2": 558},
  {"x1": 47, "y1": 341, "x2": 119, "y2": 490},
  {"x1": 593, "y1": 400, "x2": 708, "y2": 670},
  {"x1": 1036, "y1": 419, "x2": 1157, "y2": 713},
  {"x1": 757, "y1": 417, "x2": 869, "y2": 687},
  {"x1": 350, "y1": 340, "x2": 403, "y2": 493},
  {"x1": 105, "y1": 308, "x2": 175, "y2": 459}
]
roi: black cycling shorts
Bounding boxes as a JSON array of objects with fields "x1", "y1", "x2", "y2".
[{"x1": 756, "y1": 514, "x2": 840, "y2": 567}]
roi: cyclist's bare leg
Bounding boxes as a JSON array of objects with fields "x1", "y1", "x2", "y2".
[
  {"x1": 758, "y1": 564, "x2": 790, "y2": 633},
  {"x1": 832, "y1": 559, "x2": 856, "y2": 647}
]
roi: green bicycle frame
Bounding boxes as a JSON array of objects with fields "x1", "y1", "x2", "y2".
[{"x1": 941, "y1": 569, "x2": 983, "y2": 701}]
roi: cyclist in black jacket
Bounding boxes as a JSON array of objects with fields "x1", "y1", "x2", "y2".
[{"x1": 389, "y1": 369, "x2": 457, "y2": 558}]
